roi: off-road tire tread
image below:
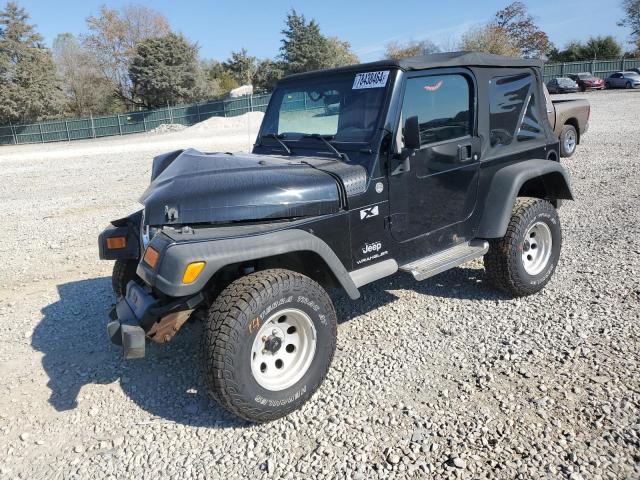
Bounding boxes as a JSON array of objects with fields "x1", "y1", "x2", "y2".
[
  {"x1": 111, "y1": 259, "x2": 139, "y2": 299},
  {"x1": 201, "y1": 268, "x2": 337, "y2": 422},
  {"x1": 484, "y1": 197, "x2": 559, "y2": 297}
]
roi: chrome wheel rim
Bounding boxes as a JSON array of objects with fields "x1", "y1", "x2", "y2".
[
  {"x1": 250, "y1": 308, "x2": 317, "y2": 391},
  {"x1": 564, "y1": 130, "x2": 576, "y2": 153},
  {"x1": 522, "y1": 222, "x2": 553, "y2": 276}
]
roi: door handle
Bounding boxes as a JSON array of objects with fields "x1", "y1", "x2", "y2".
[{"x1": 457, "y1": 144, "x2": 472, "y2": 162}]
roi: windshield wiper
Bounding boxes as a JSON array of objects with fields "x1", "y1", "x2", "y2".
[
  {"x1": 261, "y1": 133, "x2": 292, "y2": 155},
  {"x1": 302, "y1": 134, "x2": 349, "y2": 162}
]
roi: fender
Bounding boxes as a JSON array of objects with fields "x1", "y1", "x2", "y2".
[
  {"x1": 98, "y1": 210, "x2": 142, "y2": 260},
  {"x1": 137, "y1": 228, "x2": 361, "y2": 300},
  {"x1": 477, "y1": 159, "x2": 573, "y2": 238}
]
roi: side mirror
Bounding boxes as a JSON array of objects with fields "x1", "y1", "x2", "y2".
[{"x1": 403, "y1": 115, "x2": 421, "y2": 150}]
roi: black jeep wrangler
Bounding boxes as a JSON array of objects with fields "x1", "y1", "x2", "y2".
[{"x1": 99, "y1": 52, "x2": 573, "y2": 422}]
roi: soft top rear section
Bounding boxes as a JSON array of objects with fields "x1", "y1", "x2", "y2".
[{"x1": 281, "y1": 51, "x2": 543, "y2": 83}]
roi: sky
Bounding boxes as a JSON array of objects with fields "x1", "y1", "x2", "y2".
[{"x1": 4, "y1": 0, "x2": 634, "y2": 62}]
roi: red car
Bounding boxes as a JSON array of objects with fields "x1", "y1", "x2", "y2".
[{"x1": 567, "y1": 72, "x2": 605, "y2": 91}]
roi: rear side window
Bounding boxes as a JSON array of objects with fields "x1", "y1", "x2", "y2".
[
  {"x1": 402, "y1": 74, "x2": 472, "y2": 146},
  {"x1": 489, "y1": 73, "x2": 544, "y2": 147}
]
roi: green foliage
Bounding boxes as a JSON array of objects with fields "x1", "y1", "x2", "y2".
[
  {"x1": 492, "y1": 1, "x2": 552, "y2": 58},
  {"x1": 279, "y1": 9, "x2": 358, "y2": 74},
  {"x1": 129, "y1": 33, "x2": 199, "y2": 109},
  {"x1": 384, "y1": 39, "x2": 440, "y2": 59},
  {"x1": 549, "y1": 36, "x2": 623, "y2": 62},
  {"x1": 0, "y1": 2, "x2": 65, "y2": 124},
  {"x1": 223, "y1": 48, "x2": 257, "y2": 85},
  {"x1": 252, "y1": 59, "x2": 284, "y2": 93}
]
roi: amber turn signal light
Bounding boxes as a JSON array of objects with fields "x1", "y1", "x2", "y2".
[
  {"x1": 143, "y1": 246, "x2": 160, "y2": 269},
  {"x1": 106, "y1": 236, "x2": 126, "y2": 250},
  {"x1": 182, "y1": 261, "x2": 206, "y2": 284}
]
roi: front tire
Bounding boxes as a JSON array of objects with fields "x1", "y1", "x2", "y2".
[
  {"x1": 111, "y1": 259, "x2": 140, "y2": 299},
  {"x1": 484, "y1": 198, "x2": 562, "y2": 297},
  {"x1": 202, "y1": 269, "x2": 337, "y2": 422},
  {"x1": 559, "y1": 124, "x2": 577, "y2": 157}
]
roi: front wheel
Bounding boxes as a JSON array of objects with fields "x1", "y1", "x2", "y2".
[
  {"x1": 626, "y1": 82, "x2": 632, "y2": 89},
  {"x1": 202, "y1": 269, "x2": 337, "y2": 422},
  {"x1": 112, "y1": 259, "x2": 141, "y2": 299},
  {"x1": 484, "y1": 198, "x2": 562, "y2": 297}
]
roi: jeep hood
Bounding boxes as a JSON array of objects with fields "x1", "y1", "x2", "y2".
[{"x1": 140, "y1": 148, "x2": 366, "y2": 226}]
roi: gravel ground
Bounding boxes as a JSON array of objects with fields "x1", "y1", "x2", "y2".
[{"x1": 0, "y1": 91, "x2": 639, "y2": 479}]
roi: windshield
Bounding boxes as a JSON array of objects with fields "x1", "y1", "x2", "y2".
[
  {"x1": 558, "y1": 78, "x2": 575, "y2": 85},
  {"x1": 260, "y1": 71, "x2": 391, "y2": 143}
]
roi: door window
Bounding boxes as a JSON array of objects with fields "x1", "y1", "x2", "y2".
[{"x1": 401, "y1": 74, "x2": 472, "y2": 147}]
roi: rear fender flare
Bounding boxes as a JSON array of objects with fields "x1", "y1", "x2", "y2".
[{"x1": 477, "y1": 160, "x2": 573, "y2": 238}]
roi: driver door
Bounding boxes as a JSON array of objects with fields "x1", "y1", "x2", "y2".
[{"x1": 388, "y1": 70, "x2": 480, "y2": 250}]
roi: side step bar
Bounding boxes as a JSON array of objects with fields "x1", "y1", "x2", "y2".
[{"x1": 399, "y1": 240, "x2": 489, "y2": 281}]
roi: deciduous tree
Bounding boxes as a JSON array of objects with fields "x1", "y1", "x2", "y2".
[
  {"x1": 548, "y1": 36, "x2": 623, "y2": 62},
  {"x1": 83, "y1": 5, "x2": 170, "y2": 109},
  {"x1": 619, "y1": 0, "x2": 640, "y2": 52},
  {"x1": 492, "y1": 2, "x2": 552, "y2": 58},
  {"x1": 52, "y1": 33, "x2": 114, "y2": 116},
  {"x1": 459, "y1": 25, "x2": 520, "y2": 57},
  {"x1": 384, "y1": 39, "x2": 440, "y2": 59}
]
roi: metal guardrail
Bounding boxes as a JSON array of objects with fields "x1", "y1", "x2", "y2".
[{"x1": 2, "y1": 57, "x2": 639, "y2": 146}]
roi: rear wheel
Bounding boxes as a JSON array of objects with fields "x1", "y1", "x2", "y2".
[
  {"x1": 484, "y1": 198, "x2": 562, "y2": 297},
  {"x1": 201, "y1": 269, "x2": 337, "y2": 422},
  {"x1": 559, "y1": 124, "x2": 577, "y2": 157}
]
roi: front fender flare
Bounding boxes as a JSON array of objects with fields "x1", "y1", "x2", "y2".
[
  {"x1": 98, "y1": 210, "x2": 142, "y2": 260},
  {"x1": 477, "y1": 159, "x2": 573, "y2": 238},
  {"x1": 137, "y1": 228, "x2": 361, "y2": 300}
]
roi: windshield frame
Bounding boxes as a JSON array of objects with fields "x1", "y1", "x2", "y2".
[{"x1": 258, "y1": 69, "x2": 398, "y2": 152}]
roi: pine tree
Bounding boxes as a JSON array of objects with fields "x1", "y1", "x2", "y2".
[
  {"x1": 129, "y1": 33, "x2": 199, "y2": 109},
  {"x1": 280, "y1": 9, "x2": 358, "y2": 74},
  {"x1": 0, "y1": 2, "x2": 64, "y2": 124}
]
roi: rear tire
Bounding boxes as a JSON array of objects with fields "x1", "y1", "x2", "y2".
[
  {"x1": 202, "y1": 269, "x2": 337, "y2": 422},
  {"x1": 484, "y1": 198, "x2": 562, "y2": 297},
  {"x1": 111, "y1": 259, "x2": 140, "y2": 299},
  {"x1": 559, "y1": 124, "x2": 577, "y2": 157}
]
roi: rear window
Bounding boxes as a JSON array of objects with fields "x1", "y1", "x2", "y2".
[{"x1": 489, "y1": 73, "x2": 544, "y2": 147}]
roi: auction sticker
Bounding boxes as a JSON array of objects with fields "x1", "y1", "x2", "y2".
[{"x1": 353, "y1": 71, "x2": 389, "y2": 89}]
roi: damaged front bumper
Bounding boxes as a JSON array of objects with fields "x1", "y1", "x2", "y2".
[{"x1": 107, "y1": 281, "x2": 204, "y2": 359}]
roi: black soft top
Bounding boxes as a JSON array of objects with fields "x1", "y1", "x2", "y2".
[{"x1": 282, "y1": 51, "x2": 542, "y2": 83}]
